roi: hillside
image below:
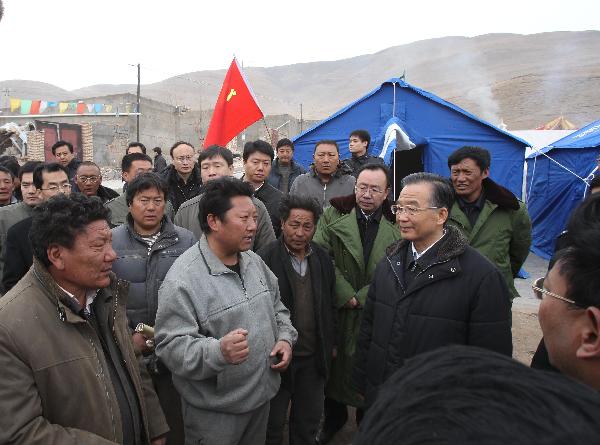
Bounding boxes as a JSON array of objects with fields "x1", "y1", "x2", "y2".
[{"x1": 2, "y1": 31, "x2": 599, "y2": 129}]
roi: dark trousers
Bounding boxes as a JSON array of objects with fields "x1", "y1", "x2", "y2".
[
  {"x1": 152, "y1": 371, "x2": 184, "y2": 445},
  {"x1": 322, "y1": 398, "x2": 364, "y2": 432},
  {"x1": 266, "y1": 355, "x2": 325, "y2": 445}
]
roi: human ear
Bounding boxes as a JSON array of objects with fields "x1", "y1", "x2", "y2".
[
  {"x1": 47, "y1": 245, "x2": 66, "y2": 270},
  {"x1": 576, "y1": 307, "x2": 600, "y2": 359}
]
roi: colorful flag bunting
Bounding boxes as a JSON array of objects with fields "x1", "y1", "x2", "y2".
[
  {"x1": 30, "y1": 100, "x2": 41, "y2": 114},
  {"x1": 40, "y1": 101, "x2": 48, "y2": 113},
  {"x1": 94, "y1": 103, "x2": 103, "y2": 113},
  {"x1": 9, "y1": 98, "x2": 21, "y2": 112},
  {"x1": 48, "y1": 101, "x2": 58, "y2": 108},
  {"x1": 59, "y1": 102, "x2": 69, "y2": 113},
  {"x1": 105, "y1": 104, "x2": 113, "y2": 113},
  {"x1": 20, "y1": 99, "x2": 32, "y2": 114},
  {"x1": 87, "y1": 104, "x2": 94, "y2": 113}
]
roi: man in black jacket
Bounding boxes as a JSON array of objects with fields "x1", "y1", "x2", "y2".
[
  {"x1": 353, "y1": 172, "x2": 512, "y2": 408},
  {"x1": 153, "y1": 147, "x2": 167, "y2": 173},
  {"x1": 160, "y1": 141, "x2": 202, "y2": 213},
  {"x1": 258, "y1": 194, "x2": 336, "y2": 445},
  {"x1": 341, "y1": 130, "x2": 383, "y2": 178},
  {"x1": 72, "y1": 161, "x2": 119, "y2": 203},
  {"x1": 267, "y1": 138, "x2": 306, "y2": 194},
  {"x1": 51, "y1": 140, "x2": 81, "y2": 180}
]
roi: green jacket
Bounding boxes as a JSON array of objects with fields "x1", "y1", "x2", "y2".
[
  {"x1": 448, "y1": 178, "x2": 532, "y2": 299},
  {"x1": 313, "y1": 194, "x2": 400, "y2": 407}
]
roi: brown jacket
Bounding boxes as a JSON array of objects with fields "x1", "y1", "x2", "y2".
[{"x1": 0, "y1": 259, "x2": 169, "y2": 444}]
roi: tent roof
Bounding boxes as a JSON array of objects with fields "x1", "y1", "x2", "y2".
[
  {"x1": 293, "y1": 78, "x2": 530, "y2": 147},
  {"x1": 526, "y1": 118, "x2": 600, "y2": 158},
  {"x1": 535, "y1": 116, "x2": 578, "y2": 130}
]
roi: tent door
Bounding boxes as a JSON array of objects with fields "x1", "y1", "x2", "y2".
[{"x1": 392, "y1": 146, "x2": 424, "y2": 200}]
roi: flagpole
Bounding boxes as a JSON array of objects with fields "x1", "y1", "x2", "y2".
[{"x1": 261, "y1": 118, "x2": 271, "y2": 143}]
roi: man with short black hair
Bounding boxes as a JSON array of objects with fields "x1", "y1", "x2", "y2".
[
  {"x1": 155, "y1": 177, "x2": 297, "y2": 445},
  {"x1": 447, "y1": 146, "x2": 531, "y2": 300},
  {"x1": 51, "y1": 140, "x2": 80, "y2": 180},
  {"x1": 73, "y1": 161, "x2": 119, "y2": 203},
  {"x1": 160, "y1": 141, "x2": 202, "y2": 212},
  {"x1": 267, "y1": 138, "x2": 306, "y2": 194},
  {"x1": 342, "y1": 130, "x2": 384, "y2": 178},
  {"x1": 258, "y1": 194, "x2": 336, "y2": 445},
  {"x1": 0, "y1": 165, "x2": 16, "y2": 207},
  {"x1": 354, "y1": 172, "x2": 512, "y2": 410},
  {"x1": 2, "y1": 163, "x2": 72, "y2": 292},
  {"x1": 111, "y1": 172, "x2": 196, "y2": 445},
  {"x1": 174, "y1": 144, "x2": 276, "y2": 251},
  {"x1": 153, "y1": 147, "x2": 167, "y2": 173},
  {"x1": 290, "y1": 140, "x2": 356, "y2": 209},
  {"x1": 243, "y1": 140, "x2": 284, "y2": 237},
  {"x1": 127, "y1": 141, "x2": 147, "y2": 154},
  {"x1": 0, "y1": 193, "x2": 169, "y2": 444}
]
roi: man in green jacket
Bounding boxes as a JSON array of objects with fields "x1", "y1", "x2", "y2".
[
  {"x1": 313, "y1": 164, "x2": 401, "y2": 444},
  {"x1": 447, "y1": 146, "x2": 532, "y2": 299}
]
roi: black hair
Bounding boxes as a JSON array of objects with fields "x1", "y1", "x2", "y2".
[
  {"x1": 589, "y1": 175, "x2": 600, "y2": 191},
  {"x1": 243, "y1": 140, "x2": 274, "y2": 162},
  {"x1": 279, "y1": 194, "x2": 322, "y2": 225},
  {"x1": 401, "y1": 172, "x2": 455, "y2": 212},
  {"x1": 552, "y1": 194, "x2": 600, "y2": 308},
  {"x1": 32, "y1": 163, "x2": 69, "y2": 189},
  {"x1": 198, "y1": 145, "x2": 234, "y2": 167},
  {"x1": 153, "y1": 146, "x2": 162, "y2": 155},
  {"x1": 125, "y1": 172, "x2": 168, "y2": 206},
  {"x1": 30, "y1": 193, "x2": 111, "y2": 267},
  {"x1": 0, "y1": 155, "x2": 19, "y2": 178},
  {"x1": 447, "y1": 146, "x2": 491, "y2": 172},
  {"x1": 356, "y1": 163, "x2": 391, "y2": 188},
  {"x1": 169, "y1": 141, "x2": 194, "y2": 157},
  {"x1": 0, "y1": 165, "x2": 14, "y2": 180},
  {"x1": 313, "y1": 139, "x2": 339, "y2": 154},
  {"x1": 51, "y1": 140, "x2": 73, "y2": 155},
  {"x1": 276, "y1": 138, "x2": 294, "y2": 151},
  {"x1": 350, "y1": 129, "x2": 371, "y2": 148},
  {"x1": 18, "y1": 161, "x2": 43, "y2": 181},
  {"x1": 126, "y1": 142, "x2": 146, "y2": 154},
  {"x1": 355, "y1": 345, "x2": 600, "y2": 445},
  {"x1": 121, "y1": 152, "x2": 152, "y2": 173},
  {"x1": 76, "y1": 161, "x2": 101, "y2": 174},
  {"x1": 197, "y1": 177, "x2": 254, "y2": 234}
]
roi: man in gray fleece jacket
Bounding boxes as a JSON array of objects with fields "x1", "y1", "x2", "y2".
[{"x1": 155, "y1": 177, "x2": 297, "y2": 445}]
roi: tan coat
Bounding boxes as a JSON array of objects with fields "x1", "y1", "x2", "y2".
[{"x1": 0, "y1": 260, "x2": 168, "y2": 444}]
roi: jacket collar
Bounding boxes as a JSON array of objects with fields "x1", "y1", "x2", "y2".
[
  {"x1": 273, "y1": 158, "x2": 301, "y2": 172},
  {"x1": 480, "y1": 177, "x2": 520, "y2": 210},
  {"x1": 125, "y1": 214, "x2": 178, "y2": 243},
  {"x1": 166, "y1": 164, "x2": 201, "y2": 185},
  {"x1": 386, "y1": 224, "x2": 468, "y2": 261},
  {"x1": 329, "y1": 193, "x2": 395, "y2": 223},
  {"x1": 198, "y1": 234, "x2": 251, "y2": 278},
  {"x1": 309, "y1": 164, "x2": 346, "y2": 180}
]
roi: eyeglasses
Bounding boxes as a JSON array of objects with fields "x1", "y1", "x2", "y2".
[
  {"x1": 531, "y1": 277, "x2": 579, "y2": 306},
  {"x1": 77, "y1": 175, "x2": 100, "y2": 184},
  {"x1": 391, "y1": 205, "x2": 440, "y2": 216},
  {"x1": 41, "y1": 183, "x2": 72, "y2": 192},
  {"x1": 174, "y1": 156, "x2": 194, "y2": 163},
  {"x1": 355, "y1": 184, "x2": 385, "y2": 195},
  {"x1": 136, "y1": 198, "x2": 165, "y2": 207}
]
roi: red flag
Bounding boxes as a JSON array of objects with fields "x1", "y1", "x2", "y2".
[
  {"x1": 30, "y1": 100, "x2": 41, "y2": 114},
  {"x1": 203, "y1": 58, "x2": 263, "y2": 148},
  {"x1": 76, "y1": 102, "x2": 86, "y2": 114}
]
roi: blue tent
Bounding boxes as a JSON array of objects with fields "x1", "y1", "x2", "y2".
[
  {"x1": 292, "y1": 78, "x2": 529, "y2": 198},
  {"x1": 525, "y1": 119, "x2": 600, "y2": 259}
]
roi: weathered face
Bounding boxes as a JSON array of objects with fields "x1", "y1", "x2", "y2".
[
  {"x1": 396, "y1": 182, "x2": 446, "y2": 244},
  {"x1": 0, "y1": 171, "x2": 15, "y2": 204},
  {"x1": 54, "y1": 145, "x2": 75, "y2": 167},
  {"x1": 49, "y1": 219, "x2": 116, "y2": 291},
  {"x1": 20, "y1": 172, "x2": 41, "y2": 206},
  {"x1": 199, "y1": 155, "x2": 234, "y2": 183},
  {"x1": 349, "y1": 135, "x2": 368, "y2": 156},
  {"x1": 209, "y1": 196, "x2": 257, "y2": 253},
  {"x1": 244, "y1": 151, "x2": 272, "y2": 185},
  {"x1": 75, "y1": 165, "x2": 102, "y2": 197},
  {"x1": 172, "y1": 144, "x2": 195, "y2": 175},
  {"x1": 122, "y1": 160, "x2": 153, "y2": 183},
  {"x1": 313, "y1": 143, "x2": 339, "y2": 176},
  {"x1": 276, "y1": 145, "x2": 294, "y2": 165},
  {"x1": 450, "y1": 158, "x2": 489, "y2": 202},
  {"x1": 355, "y1": 168, "x2": 389, "y2": 213},
  {"x1": 281, "y1": 208, "x2": 316, "y2": 255},
  {"x1": 128, "y1": 187, "x2": 165, "y2": 234},
  {"x1": 38, "y1": 170, "x2": 71, "y2": 202}
]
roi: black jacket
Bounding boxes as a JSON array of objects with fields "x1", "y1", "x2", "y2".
[
  {"x1": 353, "y1": 225, "x2": 512, "y2": 405},
  {"x1": 153, "y1": 154, "x2": 167, "y2": 173},
  {"x1": 71, "y1": 184, "x2": 119, "y2": 203},
  {"x1": 159, "y1": 165, "x2": 203, "y2": 213},
  {"x1": 255, "y1": 182, "x2": 284, "y2": 238},
  {"x1": 266, "y1": 159, "x2": 306, "y2": 193},
  {"x1": 66, "y1": 158, "x2": 82, "y2": 181},
  {"x1": 342, "y1": 153, "x2": 384, "y2": 178},
  {"x1": 1, "y1": 216, "x2": 33, "y2": 293},
  {"x1": 257, "y1": 238, "x2": 337, "y2": 391}
]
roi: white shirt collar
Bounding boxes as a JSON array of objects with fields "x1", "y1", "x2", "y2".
[
  {"x1": 56, "y1": 284, "x2": 97, "y2": 314},
  {"x1": 411, "y1": 229, "x2": 447, "y2": 260}
]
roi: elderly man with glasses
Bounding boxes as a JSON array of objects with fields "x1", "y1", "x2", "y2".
[
  {"x1": 159, "y1": 141, "x2": 203, "y2": 213},
  {"x1": 73, "y1": 161, "x2": 119, "y2": 203},
  {"x1": 353, "y1": 172, "x2": 512, "y2": 412},
  {"x1": 2, "y1": 163, "x2": 73, "y2": 292},
  {"x1": 313, "y1": 164, "x2": 400, "y2": 444}
]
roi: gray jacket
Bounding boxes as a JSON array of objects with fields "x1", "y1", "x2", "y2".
[
  {"x1": 173, "y1": 194, "x2": 275, "y2": 252},
  {"x1": 105, "y1": 193, "x2": 174, "y2": 228},
  {"x1": 154, "y1": 236, "x2": 297, "y2": 414},
  {"x1": 290, "y1": 166, "x2": 356, "y2": 208},
  {"x1": 111, "y1": 215, "x2": 197, "y2": 329},
  {"x1": 0, "y1": 202, "x2": 35, "y2": 294}
]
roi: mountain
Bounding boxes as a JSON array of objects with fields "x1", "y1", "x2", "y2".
[{"x1": 2, "y1": 31, "x2": 599, "y2": 129}]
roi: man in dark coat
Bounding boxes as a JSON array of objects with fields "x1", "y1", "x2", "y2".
[
  {"x1": 51, "y1": 140, "x2": 81, "y2": 180},
  {"x1": 258, "y1": 194, "x2": 336, "y2": 445},
  {"x1": 159, "y1": 141, "x2": 202, "y2": 213},
  {"x1": 353, "y1": 172, "x2": 512, "y2": 408},
  {"x1": 72, "y1": 161, "x2": 119, "y2": 203},
  {"x1": 267, "y1": 138, "x2": 306, "y2": 194},
  {"x1": 153, "y1": 147, "x2": 167, "y2": 173},
  {"x1": 341, "y1": 130, "x2": 384, "y2": 178}
]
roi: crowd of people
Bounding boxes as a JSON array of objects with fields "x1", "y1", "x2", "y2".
[{"x1": 0, "y1": 132, "x2": 598, "y2": 445}]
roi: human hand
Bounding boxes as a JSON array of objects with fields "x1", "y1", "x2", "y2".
[
  {"x1": 220, "y1": 329, "x2": 249, "y2": 364},
  {"x1": 270, "y1": 340, "x2": 292, "y2": 371},
  {"x1": 150, "y1": 436, "x2": 166, "y2": 445},
  {"x1": 132, "y1": 332, "x2": 153, "y2": 355},
  {"x1": 344, "y1": 297, "x2": 360, "y2": 309}
]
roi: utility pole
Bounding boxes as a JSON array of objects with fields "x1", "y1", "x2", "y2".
[
  {"x1": 1, "y1": 87, "x2": 11, "y2": 111},
  {"x1": 300, "y1": 103, "x2": 303, "y2": 133},
  {"x1": 136, "y1": 63, "x2": 141, "y2": 141}
]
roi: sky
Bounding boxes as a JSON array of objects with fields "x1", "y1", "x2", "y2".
[{"x1": 0, "y1": 0, "x2": 598, "y2": 90}]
